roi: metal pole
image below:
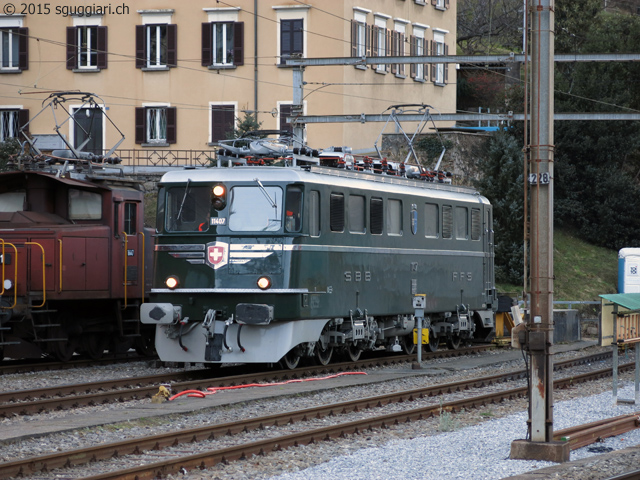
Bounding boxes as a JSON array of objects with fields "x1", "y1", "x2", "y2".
[
  {"x1": 528, "y1": 0, "x2": 554, "y2": 443},
  {"x1": 292, "y1": 66, "x2": 305, "y2": 149}
]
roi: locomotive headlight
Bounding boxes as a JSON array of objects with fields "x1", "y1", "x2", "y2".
[
  {"x1": 257, "y1": 276, "x2": 271, "y2": 290},
  {"x1": 3, "y1": 278, "x2": 12, "y2": 290},
  {"x1": 165, "y1": 275, "x2": 180, "y2": 290},
  {"x1": 212, "y1": 184, "x2": 227, "y2": 211}
]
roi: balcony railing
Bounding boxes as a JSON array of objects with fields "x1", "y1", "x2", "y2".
[{"x1": 113, "y1": 149, "x2": 217, "y2": 169}]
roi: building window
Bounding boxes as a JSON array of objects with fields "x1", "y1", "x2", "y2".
[
  {"x1": 135, "y1": 106, "x2": 177, "y2": 145},
  {"x1": 211, "y1": 104, "x2": 235, "y2": 143},
  {"x1": 202, "y1": 22, "x2": 244, "y2": 67},
  {"x1": 66, "y1": 26, "x2": 107, "y2": 70},
  {"x1": 432, "y1": 31, "x2": 448, "y2": 85},
  {"x1": 280, "y1": 18, "x2": 303, "y2": 64},
  {"x1": 372, "y1": 16, "x2": 390, "y2": 73},
  {"x1": 0, "y1": 109, "x2": 28, "y2": 141},
  {"x1": 135, "y1": 24, "x2": 177, "y2": 69},
  {"x1": 0, "y1": 28, "x2": 28, "y2": 71},
  {"x1": 432, "y1": 0, "x2": 450, "y2": 10},
  {"x1": 391, "y1": 29, "x2": 405, "y2": 77},
  {"x1": 351, "y1": 19, "x2": 368, "y2": 58},
  {"x1": 410, "y1": 27, "x2": 428, "y2": 82}
]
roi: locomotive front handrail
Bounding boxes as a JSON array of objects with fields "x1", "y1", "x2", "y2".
[
  {"x1": 0, "y1": 241, "x2": 18, "y2": 310},
  {"x1": 122, "y1": 232, "x2": 128, "y2": 309},
  {"x1": 25, "y1": 242, "x2": 46, "y2": 308},
  {"x1": 58, "y1": 239, "x2": 63, "y2": 293},
  {"x1": 138, "y1": 231, "x2": 145, "y2": 304}
]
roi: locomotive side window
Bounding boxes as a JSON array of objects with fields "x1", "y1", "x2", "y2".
[
  {"x1": 309, "y1": 190, "x2": 320, "y2": 237},
  {"x1": 455, "y1": 206, "x2": 468, "y2": 240},
  {"x1": 228, "y1": 185, "x2": 282, "y2": 232},
  {"x1": 348, "y1": 195, "x2": 365, "y2": 233},
  {"x1": 370, "y1": 197, "x2": 383, "y2": 235},
  {"x1": 424, "y1": 202, "x2": 439, "y2": 238},
  {"x1": 69, "y1": 189, "x2": 102, "y2": 220},
  {"x1": 166, "y1": 185, "x2": 212, "y2": 232},
  {"x1": 387, "y1": 198, "x2": 402, "y2": 235},
  {"x1": 285, "y1": 186, "x2": 302, "y2": 233},
  {"x1": 330, "y1": 193, "x2": 344, "y2": 232},
  {"x1": 442, "y1": 205, "x2": 453, "y2": 239},
  {"x1": 123, "y1": 203, "x2": 137, "y2": 235},
  {"x1": 471, "y1": 208, "x2": 481, "y2": 240},
  {"x1": 0, "y1": 191, "x2": 25, "y2": 212}
]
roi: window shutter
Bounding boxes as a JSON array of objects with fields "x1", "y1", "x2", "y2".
[
  {"x1": 233, "y1": 22, "x2": 244, "y2": 66},
  {"x1": 135, "y1": 107, "x2": 145, "y2": 144},
  {"x1": 167, "y1": 24, "x2": 177, "y2": 67},
  {"x1": 66, "y1": 27, "x2": 77, "y2": 69},
  {"x1": 211, "y1": 105, "x2": 235, "y2": 143},
  {"x1": 431, "y1": 0, "x2": 437, "y2": 5},
  {"x1": 293, "y1": 19, "x2": 303, "y2": 55},
  {"x1": 385, "y1": 29, "x2": 391, "y2": 72},
  {"x1": 391, "y1": 31, "x2": 397, "y2": 74},
  {"x1": 409, "y1": 35, "x2": 416, "y2": 78},
  {"x1": 135, "y1": 25, "x2": 145, "y2": 68},
  {"x1": 97, "y1": 26, "x2": 107, "y2": 69},
  {"x1": 365, "y1": 24, "x2": 372, "y2": 57},
  {"x1": 430, "y1": 41, "x2": 436, "y2": 82},
  {"x1": 201, "y1": 23, "x2": 212, "y2": 66},
  {"x1": 445, "y1": 0, "x2": 450, "y2": 9},
  {"x1": 424, "y1": 38, "x2": 429, "y2": 79},
  {"x1": 280, "y1": 104, "x2": 293, "y2": 134},
  {"x1": 18, "y1": 109, "x2": 29, "y2": 134},
  {"x1": 166, "y1": 107, "x2": 177, "y2": 144},
  {"x1": 18, "y1": 27, "x2": 28, "y2": 70},
  {"x1": 351, "y1": 20, "x2": 357, "y2": 57},
  {"x1": 444, "y1": 44, "x2": 449, "y2": 83},
  {"x1": 371, "y1": 26, "x2": 378, "y2": 67}
]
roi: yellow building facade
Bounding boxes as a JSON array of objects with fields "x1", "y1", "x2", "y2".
[{"x1": 0, "y1": 0, "x2": 456, "y2": 159}]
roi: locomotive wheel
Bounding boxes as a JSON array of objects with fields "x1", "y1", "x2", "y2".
[
  {"x1": 346, "y1": 344, "x2": 362, "y2": 362},
  {"x1": 281, "y1": 349, "x2": 301, "y2": 369},
  {"x1": 315, "y1": 344, "x2": 333, "y2": 366},
  {"x1": 401, "y1": 334, "x2": 416, "y2": 355},
  {"x1": 135, "y1": 330, "x2": 156, "y2": 357},
  {"x1": 85, "y1": 334, "x2": 109, "y2": 360},
  {"x1": 425, "y1": 331, "x2": 439, "y2": 353},
  {"x1": 446, "y1": 334, "x2": 462, "y2": 350},
  {"x1": 49, "y1": 326, "x2": 77, "y2": 362}
]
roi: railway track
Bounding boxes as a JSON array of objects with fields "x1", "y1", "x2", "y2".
[
  {"x1": 0, "y1": 351, "x2": 630, "y2": 480},
  {"x1": 0, "y1": 346, "x2": 494, "y2": 418}
]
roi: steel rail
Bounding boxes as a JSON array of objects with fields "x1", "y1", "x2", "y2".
[
  {"x1": 554, "y1": 414, "x2": 640, "y2": 450},
  {"x1": 0, "y1": 352, "x2": 628, "y2": 480}
]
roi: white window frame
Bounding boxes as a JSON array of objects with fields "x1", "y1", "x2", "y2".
[
  {"x1": 0, "y1": 108, "x2": 19, "y2": 141},
  {"x1": 433, "y1": 30, "x2": 446, "y2": 84},
  {"x1": 146, "y1": 106, "x2": 167, "y2": 143},
  {"x1": 413, "y1": 23, "x2": 428, "y2": 81},
  {"x1": 273, "y1": 5, "x2": 310, "y2": 65},
  {"x1": 146, "y1": 24, "x2": 167, "y2": 68},
  {"x1": 212, "y1": 22, "x2": 233, "y2": 66},
  {"x1": 393, "y1": 19, "x2": 409, "y2": 77},
  {"x1": 69, "y1": 104, "x2": 106, "y2": 153},
  {"x1": 76, "y1": 26, "x2": 98, "y2": 69},
  {"x1": 208, "y1": 101, "x2": 237, "y2": 144},
  {"x1": 0, "y1": 28, "x2": 20, "y2": 70},
  {"x1": 374, "y1": 14, "x2": 390, "y2": 74}
]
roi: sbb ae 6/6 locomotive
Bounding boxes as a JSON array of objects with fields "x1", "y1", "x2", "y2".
[{"x1": 141, "y1": 164, "x2": 496, "y2": 367}]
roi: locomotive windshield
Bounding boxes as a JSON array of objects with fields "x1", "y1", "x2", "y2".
[
  {"x1": 166, "y1": 185, "x2": 211, "y2": 232},
  {"x1": 228, "y1": 185, "x2": 282, "y2": 232}
]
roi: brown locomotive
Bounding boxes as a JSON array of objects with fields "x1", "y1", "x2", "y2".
[{"x1": 0, "y1": 167, "x2": 154, "y2": 361}]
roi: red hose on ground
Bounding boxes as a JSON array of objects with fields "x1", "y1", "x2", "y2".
[{"x1": 168, "y1": 371, "x2": 367, "y2": 401}]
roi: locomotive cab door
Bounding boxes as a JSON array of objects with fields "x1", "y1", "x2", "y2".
[{"x1": 114, "y1": 200, "x2": 143, "y2": 297}]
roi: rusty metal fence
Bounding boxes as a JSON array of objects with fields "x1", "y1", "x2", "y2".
[{"x1": 114, "y1": 149, "x2": 217, "y2": 169}]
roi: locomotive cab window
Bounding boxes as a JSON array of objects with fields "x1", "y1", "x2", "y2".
[
  {"x1": 0, "y1": 191, "x2": 25, "y2": 212},
  {"x1": 166, "y1": 185, "x2": 211, "y2": 232},
  {"x1": 69, "y1": 189, "x2": 102, "y2": 220},
  {"x1": 285, "y1": 186, "x2": 302, "y2": 233},
  {"x1": 123, "y1": 203, "x2": 137, "y2": 235},
  {"x1": 387, "y1": 199, "x2": 402, "y2": 236},
  {"x1": 229, "y1": 185, "x2": 282, "y2": 232}
]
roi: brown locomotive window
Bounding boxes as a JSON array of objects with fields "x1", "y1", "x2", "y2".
[
  {"x1": 69, "y1": 189, "x2": 101, "y2": 220},
  {"x1": 124, "y1": 203, "x2": 137, "y2": 235},
  {"x1": 0, "y1": 191, "x2": 25, "y2": 212}
]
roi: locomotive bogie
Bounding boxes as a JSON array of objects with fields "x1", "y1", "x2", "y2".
[{"x1": 142, "y1": 165, "x2": 497, "y2": 366}]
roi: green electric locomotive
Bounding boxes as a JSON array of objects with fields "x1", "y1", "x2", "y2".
[{"x1": 141, "y1": 164, "x2": 496, "y2": 367}]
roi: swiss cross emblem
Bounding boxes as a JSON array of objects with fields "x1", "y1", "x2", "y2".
[{"x1": 206, "y1": 242, "x2": 228, "y2": 269}]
